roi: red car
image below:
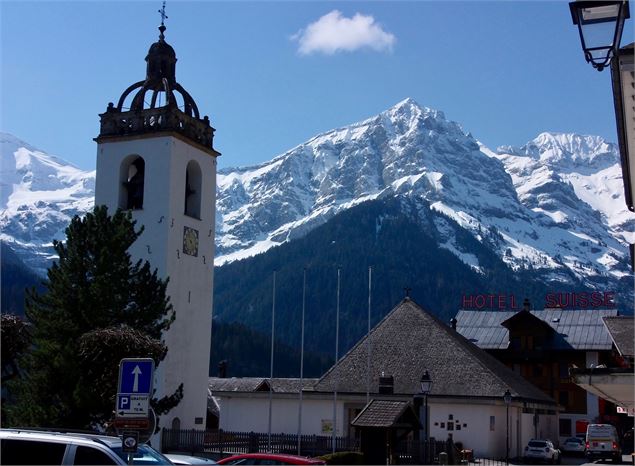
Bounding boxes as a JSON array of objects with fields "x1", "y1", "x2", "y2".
[{"x1": 217, "y1": 453, "x2": 326, "y2": 465}]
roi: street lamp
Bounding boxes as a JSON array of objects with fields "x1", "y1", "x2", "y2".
[
  {"x1": 420, "y1": 370, "x2": 433, "y2": 464},
  {"x1": 569, "y1": 0, "x2": 630, "y2": 71},
  {"x1": 504, "y1": 389, "x2": 512, "y2": 465}
]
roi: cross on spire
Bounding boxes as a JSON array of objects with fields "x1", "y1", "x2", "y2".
[
  {"x1": 157, "y1": 1, "x2": 168, "y2": 40},
  {"x1": 158, "y1": 1, "x2": 168, "y2": 26}
]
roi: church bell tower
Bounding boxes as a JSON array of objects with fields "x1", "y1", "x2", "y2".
[{"x1": 94, "y1": 8, "x2": 219, "y2": 433}]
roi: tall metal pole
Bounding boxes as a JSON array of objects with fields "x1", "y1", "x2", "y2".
[
  {"x1": 506, "y1": 402, "x2": 510, "y2": 465},
  {"x1": 423, "y1": 393, "x2": 428, "y2": 464},
  {"x1": 332, "y1": 267, "x2": 340, "y2": 454},
  {"x1": 297, "y1": 268, "x2": 306, "y2": 455},
  {"x1": 413, "y1": 395, "x2": 422, "y2": 464},
  {"x1": 366, "y1": 266, "x2": 372, "y2": 404},
  {"x1": 268, "y1": 270, "x2": 276, "y2": 452},
  {"x1": 504, "y1": 389, "x2": 511, "y2": 465}
]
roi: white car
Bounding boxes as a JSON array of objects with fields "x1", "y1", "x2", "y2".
[
  {"x1": 0, "y1": 428, "x2": 172, "y2": 465},
  {"x1": 560, "y1": 437, "x2": 585, "y2": 455},
  {"x1": 523, "y1": 439, "x2": 561, "y2": 464}
]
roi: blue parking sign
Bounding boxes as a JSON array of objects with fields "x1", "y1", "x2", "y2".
[
  {"x1": 118, "y1": 394, "x2": 131, "y2": 410},
  {"x1": 118, "y1": 358, "x2": 154, "y2": 395}
]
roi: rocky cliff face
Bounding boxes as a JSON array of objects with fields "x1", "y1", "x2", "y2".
[{"x1": 215, "y1": 99, "x2": 633, "y2": 289}]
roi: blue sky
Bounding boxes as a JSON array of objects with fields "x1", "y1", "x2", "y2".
[{"x1": 1, "y1": 1, "x2": 632, "y2": 171}]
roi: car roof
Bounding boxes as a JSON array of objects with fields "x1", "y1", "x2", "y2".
[{"x1": 0, "y1": 428, "x2": 122, "y2": 446}]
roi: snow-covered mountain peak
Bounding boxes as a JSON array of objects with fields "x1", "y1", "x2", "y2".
[
  {"x1": 2, "y1": 98, "x2": 633, "y2": 300},
  {"x1": 1, "y1": 132, "x2": 40, "y2": 154},
  {"x1": 1, "y1": 133, "x2": 95, "y2": 273},
  {"x1": 385, "y1": 97, "x2": 445, "y2": 121},
  {"x1": 497, "y1": 132, "x2": 617, "y2": 169},
  {"x1": 489, "y1": 131, "x2": 632, "y2": 249},
  {"x1": 378, "y1": 98, "x2": 465, "y2": 140},
  {"x1": 1, "y1": 132, "x2": 94, "y2": 209}
]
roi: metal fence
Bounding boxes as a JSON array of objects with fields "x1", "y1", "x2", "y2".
[
  {"x1": 161, "y1": 428, "x2": 506, "y2": 464},
  {"x1": 161, "y1": 428, "x2": 360, "y2": 457},
  {"x1": 393, "y1": 437, "x2": 459, "y2": 465}
]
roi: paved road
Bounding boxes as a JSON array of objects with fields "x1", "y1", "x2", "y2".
[
  {"x1": 499, "y1": 454, "x2": 633, "y2": 465},
  {"x1": 559, "y1": 453, "x2": 633, "y2": 465}
]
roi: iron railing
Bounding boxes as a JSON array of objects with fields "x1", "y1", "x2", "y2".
[{"x1": 161, "y1": 428, "x2": 359, "y2": 457}]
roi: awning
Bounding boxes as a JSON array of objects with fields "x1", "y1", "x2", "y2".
[{"x1": 571, "y1": 368, "x2": 634, "y2": 410}]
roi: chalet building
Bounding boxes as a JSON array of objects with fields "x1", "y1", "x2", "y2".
[
  {"x1": 209, "y1": 299, "x2": 558, "y2": 459},
  {"x1": 454, "y1": 305, "x2": 620, "y2": 443}
]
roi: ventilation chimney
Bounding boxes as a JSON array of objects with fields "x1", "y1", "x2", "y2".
[
  {"x1": 378, "y1": 373, "x2": 394, "y2": 394},
  {"x1": 450, "y1": 317, "x2": 457, "y2": 330},
  {"x1": 218, "y1": 360, "x2": 228, "y2": 378},
  {"x1": 523, "y1": 298, "x2": 531, "y2": 312}
]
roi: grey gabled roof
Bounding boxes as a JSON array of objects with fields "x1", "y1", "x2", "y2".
[
  {"x1": 602, "y1": 316, "x2": 634, "y2": 358},
  {"x1": 313, "y1": 299, "x2": 554, "y2": 404},
  {"x1": 208, "y1": 377, "x2": 318, "y2": 394},
  {"x1": 350, "y1": 400, "x2": 417, "y2": 428},
  {"x1": 456, "y1": 309, "x2": 618, "y2": 350}
]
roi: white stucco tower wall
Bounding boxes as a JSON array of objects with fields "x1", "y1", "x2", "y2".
[
  {"x1": 95, "y1": 134, "x2": 217, "y2": 430},
  {"x1": 93, "y1": 19, "x2": 219, "y2": 436}
]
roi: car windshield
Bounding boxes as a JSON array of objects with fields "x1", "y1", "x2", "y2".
[
  {"x1": 528, "y1": 441, "x2": 547, "y2": 448},
  {"x1": 112, "y1": 444, "x2": 173, "y2": 465},
  {"x1": 566, "y1": 438, "x2": 582, "y2": 443}
]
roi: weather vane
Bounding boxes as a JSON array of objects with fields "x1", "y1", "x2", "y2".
[{"x1": 158, "y1": 1, "x2": 168, "y2": 27}]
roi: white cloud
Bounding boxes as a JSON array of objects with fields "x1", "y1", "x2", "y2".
[{"x1": 292, "y1": 10, "x2": 396, "y2": 56}]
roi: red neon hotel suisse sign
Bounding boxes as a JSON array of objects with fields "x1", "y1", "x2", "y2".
[{"x1": 461, "y1": 291, "x2": 615, "y2": 310}]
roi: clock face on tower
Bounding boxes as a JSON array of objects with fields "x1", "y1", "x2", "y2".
[{"x1": 183, "y1": 226, "x2": 199, "y2": 257}]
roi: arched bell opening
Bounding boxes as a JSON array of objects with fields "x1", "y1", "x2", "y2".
[{"x1": 119, "y1": 155, "x2": 146, "y2": 210}]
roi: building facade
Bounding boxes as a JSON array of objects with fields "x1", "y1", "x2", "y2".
[
  {"x1": 455, "y1": 306, "x2": 619, "y2": 443},
  {"x1": 209, "y1": 299, "x2": 559, "y2": 459}
]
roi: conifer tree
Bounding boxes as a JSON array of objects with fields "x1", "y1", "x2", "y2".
[{"x1": 6, "y1": 206, "x2": 181, "y2": 429}]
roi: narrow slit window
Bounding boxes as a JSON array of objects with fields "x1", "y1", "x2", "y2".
[{"x1": 184, "y1": 160, "x2": 202, "y2": 219}]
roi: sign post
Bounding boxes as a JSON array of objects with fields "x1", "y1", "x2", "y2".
[{"x1": 115, "y1": 358, "x2": 155, "y2": 444}]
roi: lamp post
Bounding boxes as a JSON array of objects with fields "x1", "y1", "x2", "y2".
[
  {"x1": 569, "y1": 0, "x2": 630, "y2": 71},
  {"x1": 504, "y1": 389, "x2": 512, "y2": 465},
  {"x1": 420, "y1": 370, "x2": 433, "y2": 464}
]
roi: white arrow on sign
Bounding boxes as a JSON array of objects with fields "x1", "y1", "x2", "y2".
[{"x1": 132, "y1": 365, "x2": 142, "y2": 393}]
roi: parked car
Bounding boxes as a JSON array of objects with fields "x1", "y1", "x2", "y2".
[
  {"x1": 217, "y1": 453, "x2": 326, "y2": 465},
  {"x1": 0, "y1": 428, "x2": 173, "y2": 465},
  {"x1": 523, "y1": 439, "x2": 561, "y2": 464},
  {"x1": 585, "y1": 423, "x2": 621, "y2": 463},
  {"x1": 165, "y1": 453, "x2": 217, "y2": 464},
  {"x1": 560, "y1": 437, "x2": 585, "y2": 455}
]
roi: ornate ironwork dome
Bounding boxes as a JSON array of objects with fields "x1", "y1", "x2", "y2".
[
  {"x1": 115, "y1": 25, "x2": 200, "y2": 118},
  {"x1": 96, "y1": 19, "x2": 218, "y2": 154}
]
